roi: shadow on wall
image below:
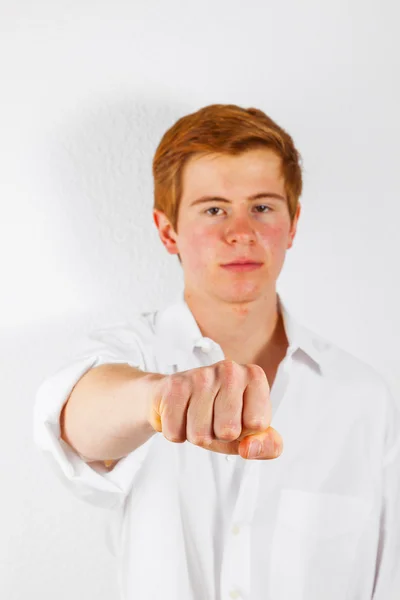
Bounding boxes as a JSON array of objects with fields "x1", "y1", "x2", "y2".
[
  {"x1": 49, "y1": 93, "x2": 190, "y2": 244},
  {"x1": 46, "y1": 92, "x2": 190, "y2": 315}
]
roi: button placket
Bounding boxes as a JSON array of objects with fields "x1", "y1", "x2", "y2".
[
  {"x1": 220, "y1": 460, "x2": 259, "y2": 600},
  {"x1": 219, "y1": 345, "x2": 295, "y2": 598}
]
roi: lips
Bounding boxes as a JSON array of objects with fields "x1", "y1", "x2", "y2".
[
  {"x1": 226, "y1": 262, "x2": 261, "y2": 266},
  {"x1": 222, "y1": 260, "x2": 263, "y2": 266},
  {"x1": 220, "y1": 262, "x2": 263, "y2": 272}
]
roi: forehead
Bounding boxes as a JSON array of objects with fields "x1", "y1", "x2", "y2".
[{"x1": 181, "y1": 148, "x2": 284, "y2": 201}]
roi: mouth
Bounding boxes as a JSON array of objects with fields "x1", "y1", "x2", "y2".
[{"x1": 220, "y1": 261, "x2": 263, "y2": 272}]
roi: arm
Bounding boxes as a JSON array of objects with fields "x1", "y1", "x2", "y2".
[{"x1": 60, "y1": 363, "x2": 164, "y2": 468}]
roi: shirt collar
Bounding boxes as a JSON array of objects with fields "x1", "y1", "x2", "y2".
[{"x1": 155, "y1": 290, "x2": 328, "y2": 371}]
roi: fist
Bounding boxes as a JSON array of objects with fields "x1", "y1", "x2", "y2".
[{"x1": 148, "y1": 359, "x2": 283, "y2": 460}]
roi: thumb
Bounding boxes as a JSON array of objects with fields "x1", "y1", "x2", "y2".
[{"x1": 238, "y1": 427, "x2": 283, "y2": 460}]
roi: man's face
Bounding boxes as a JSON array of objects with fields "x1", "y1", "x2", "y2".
[{"x1": 153, "y1": 147, "x2": 301, "y2": 304}]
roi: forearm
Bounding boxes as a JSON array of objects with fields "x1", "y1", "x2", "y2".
[{"x1": 60, "y1": 363, "x2": 163, "y2": 462}]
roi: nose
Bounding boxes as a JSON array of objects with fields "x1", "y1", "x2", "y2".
[{"x1": 225, "y1": 213, "x2": 257, "y2": 245}]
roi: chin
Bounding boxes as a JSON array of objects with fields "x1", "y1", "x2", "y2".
[{"x1": 216, "y1": 286, "x2": 264, "y2": 302}]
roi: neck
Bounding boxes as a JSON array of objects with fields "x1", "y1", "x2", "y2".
[{"x1": 184, "y1": 288, "x2": 289, "y2": 367}]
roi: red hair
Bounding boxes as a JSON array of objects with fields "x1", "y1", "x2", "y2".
[{"x1": 152, "y1": 103, "x2": 303, "y2": 233}]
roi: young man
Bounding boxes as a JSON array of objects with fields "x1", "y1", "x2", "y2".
[{"x1": 33, "y1": 104, "x2": 400, "y2": 600}]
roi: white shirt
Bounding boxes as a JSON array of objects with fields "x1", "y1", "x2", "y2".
[{"x1": 33, "y1": 292, "x2": 400, "y2": 600}]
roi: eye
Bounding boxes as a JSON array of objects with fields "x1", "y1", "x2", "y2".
[
  {"x1": 205, "y1": 207, "x2": 222, "y2": 216},
  {"x1": 204, "y1": 205, "x2": 272, "y2": 216}
]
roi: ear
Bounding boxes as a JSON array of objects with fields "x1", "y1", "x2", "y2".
[
  {"x1": 287, "y1": 202, "x2": 301, "y2": 250},
  {"x1": 153, "y1": 209, "x2": 180, "y2": 256}
]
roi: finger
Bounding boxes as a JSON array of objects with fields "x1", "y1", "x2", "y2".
[
  {"x1": 241, "y1": 365, "x2": 271, "y2": 438},
  {"x1": 186, "y1": 368, "x2": 217, "y2": 447},
  {"x1": 151, "y1": 411, "x2": 163, "y2": 433},
  {"x1": 204, "y1": 438, "x2": 241, "y2": 455},
  {"x1": 151, "y1": 375, "x2": 190, "y2": 442},
  {"x1": 212, "y1": 363, "x2": 244, "y2": 442},
  {"x1": 238, "y1": 427, "x2": 283, "y2": 460}
]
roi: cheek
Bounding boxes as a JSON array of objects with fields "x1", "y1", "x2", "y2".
[
  {"x1": 181, "y1": 227, "x2": 217, "y2": 266},
  {"x1": 259, "y1": 223, "x2": 289, "y2": 253}
]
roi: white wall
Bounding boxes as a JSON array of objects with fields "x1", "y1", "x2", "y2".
[{"x1": 1, "y1": 1, "x2": 399, "y2": 598}]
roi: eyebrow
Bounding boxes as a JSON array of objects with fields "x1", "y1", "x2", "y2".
[{"x1": 189, "y1": 192, "x2": 286, "y2": 207}]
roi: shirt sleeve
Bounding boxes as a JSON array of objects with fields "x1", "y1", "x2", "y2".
[
  {"x1": 32, "y1": 322, "x2": 157, "y2": 512},
  {"x1": 372, "y1": 383, "x2": 400, "y2": 599}
]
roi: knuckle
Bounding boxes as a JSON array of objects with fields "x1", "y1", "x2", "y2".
[
  {"x1": 216, "y1": 423, "x2": 241, "y2": 441},
  {"x1": 246, "y1": 363, "x2": 267, "y2": 381},
  {"x1": 164, "y1": 432, "x2": 186, "y2": 443},
  {"x1": 194, "y1": 366, "x2": 214, "y2": 389},
  {"x1": 218, "y1": 360, "x2": 241, "y2": 386},
  {"x1": 219, "y1": 359, "x2": 237, "y2": 375},
  {"x1": 188, "y1": 432, "x2": 211, "y2": 447},
  {"x1": 245, "y1": 416, "x2": 266, "y2": 431},
  {"x1": 166, "y1": 373, "x2": 190, "y2": 396},
  {"x1": 187, "y1": 432, "x2": 198, "y2": 445}
]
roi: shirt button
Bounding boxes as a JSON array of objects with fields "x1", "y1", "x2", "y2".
[
  {"x1": 229, "y1": 590, "x2": 241, "y2": 599},
  {"x1": 195, "y1": 337, "x2": 214, "y2": 354},
  {"x1": 225, "y1": 454, "x2": 234, "y2": 461},
  {"x1": 232, "y1": 524, "x2": 240, "y2": 535},
  {"x1": 200, "y1": 342, "x2": 213, "y2": 354}
]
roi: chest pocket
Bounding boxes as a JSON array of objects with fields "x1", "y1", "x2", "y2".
[{"x1": 268, "y1": 489, "x2": 371, "y2": 600}]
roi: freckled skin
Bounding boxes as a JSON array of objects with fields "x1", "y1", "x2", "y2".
[{"x1": 153, "y1": 147, "x2": 301, "y2": 308}]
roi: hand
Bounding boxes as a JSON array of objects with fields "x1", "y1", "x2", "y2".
[{"x1": 148, "y1": 360, "x2": 283, "y2": 460}]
